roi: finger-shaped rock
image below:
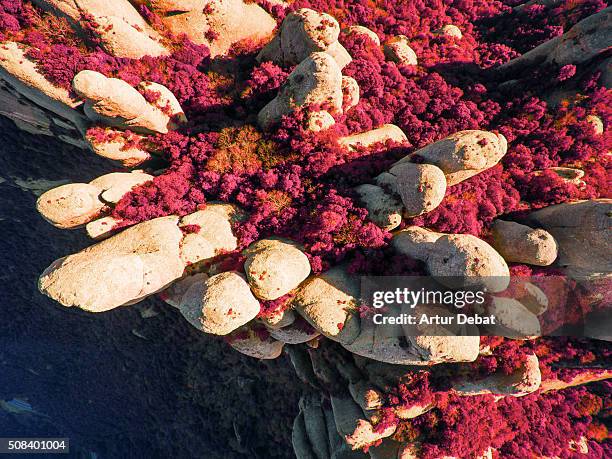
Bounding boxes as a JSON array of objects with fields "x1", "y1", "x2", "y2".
[
  {"x1": 339, "y1": 124, "x2": 407, "y2": 151},
  {"x1": 138, "y1": 81, "x2": 187, "y2": 125},
  {"x1": 178, "y1": 271, "x2": 260, "y2": 335},
  {"x1": 244, "y1": 238, "x2": 311, "y2": 300},
  {"x1": 292, "y1": 411, "x2": 317, "y2": 459},
  {"x1": 258, "y1": 52, "x2": 343, "y2": 130},
  {"x1": 33, "y1": 0, "x2": 167, "y2": 58},
  {"x1": 383, "y1": 35, "x2": 417, "y2": 65},
  {"x1": 258, "y1": 8, "x2": 351, "y2": 68},
  {"x1": 85, "y1": 128, "x2": 151, "y2": 167},
  {"x1": 491, "y1": 220, "x2": 557, "y2": 266},
  {"x1": 345, "y1": 304, "x2": 480, "y2": 365},
  {"x1": 485, "y1": 297, "x2": 542, "y2": 337},
  {"x1": 386, "y1": 162, "x2": 447, "y2": 217},
  {"x1": 37, "y1": 183, "x2": 105, "y2": 228},
  {"x1": 394, "y1": 130, "x2": 507, "y2": 186},
  {"x1": 393, "y1": 228, "x2": 510, "y2": 292},
  {"x1": 453, "y1": 354, "x2": 541, "y2": 396},
  {"x1": 37, "y1": 171, "x2": 152, "y2": 229},
  {"x1": 427, "y1": 233, "x2": 510, "y2": 292},
  {"x1": 354, "y1": 184, "x2": 403, "y2": 231},
  {"x1": 39, "y1": 216, "x2": 184, "y2": 311},
  {"x1": 227, "y1": 325, "x2": 285, "y2": 359},
  {"x1": 73, "y1": 70, "x2": 172, "y2": 134},
  {"x1": 330, "y1": 395, "x2": 396, "y2": 451},
  {"x1": 294, "y1": 266, "x2": 361, "y2": 345},
  {"x1": 299, "y1": 394, "x2": 331, "y2": 459},
  {"x1": 0, "y1": 42, "x2": 86, "y2": 127}
]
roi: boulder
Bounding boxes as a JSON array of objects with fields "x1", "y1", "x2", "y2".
[
  {"x1": 499, "y1": 7, "x2": 611, "y2": 70},
  {"x1": 86, "y1": 216, "x2": 122, "y2": 240},
  {"x1": 526, "y1": 199, "x2": 611, "y2": 277},
  {"x1": 39, "y1": 216, "x2": 185, "y2": 311},
  {"x1": 386, "y1": 162, "x2": 447, "y2": 217},
  {"x1": 258, "y1": 52, "x2": 343, "y2": 130},
  {"x1": 178, "y1": 271, "x2": 260, "y2": 335},
  {"x1": 294, "y1": 266, "x2": 361, "y2": 344},
  {"x1": 37, "y1": 183, "x2": 105, "y2": 229},
  {"x1": 486, "y1": 297, "x2": 542, "y2": 337},
  {"x1": 383, "y1": 35, "x2": 417, "y2": 65},
  {"x1": 33, "y1": 0, "x2": 167, "y2": 58},
  {"x1": 453, "y1": 354, "x2": 541, "y2": 396},
  {"x1": 257, "y1": 8, "x2": 351, "y2": 68},
  {"x1": 393, "y1": 228, "x2": 509, "y2": 292},
  {"x1": 178, "y1": 203, "x2": 239, "y2": 262},
  {"x1": 85, "y1": 129, "x2": 150, "y2": 167},
  {"x1": 343, "y1": 25, "x2": 380, "y2": 45},
  {"x1": 137, "y1": 81, "x2": 187, "y2": 125},
  {"x1": 395, "y1": 130, "x2": 507, "y2": 186},
  {"x1": 392, "y1": 226, "x2": 442, "y2": 262},
  {"x1": 533, "y1": 167, "x2": 585, "y2": 187},
  {"x1": 161, "y1": 272, "x2": 209, "y2": 308},
  {"x1": 149, "y1": 0, "x2": 277, "y2": 57},
  {"x1": 73, "y1": 71, "x2": 171, "y2": 134},
  {"x1": 435, "y1": 24, "x2": 462, "y2": 39},
  {"x1": 428, "y1": 233, "x2": 510, "y2": 292},
  {"x1": 338, "y1": 124, "x2": 407, "y2": 151},
  {"x1": 244, "y1": 238, "x2": 311, "y2": 300},
  {"x1": 491, "y1": 220, "x2": 558, "y2": 266},
  {"x1": 354, "y1": 184, "x2": 403, "y2": 230}
]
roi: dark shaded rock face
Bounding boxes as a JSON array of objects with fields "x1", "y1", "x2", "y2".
[{"x1": 0, "y1": 116, "x2": 302, "y2": 458}]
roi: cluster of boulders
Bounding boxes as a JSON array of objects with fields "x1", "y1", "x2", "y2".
[
  {"x1": 257, "y1": 8, "x2": 423, "y2": 130},
  {"x1": 354, "y1": 128, "x2": 508, "y2": 229},
  {"x1": 2, "y1": 2, "x2": 610, "y2": 458},
  {"x1": 288, "y1": 339, "x2": 610, "y2": 458}
]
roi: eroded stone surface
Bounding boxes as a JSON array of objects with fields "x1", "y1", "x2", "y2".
[
  {"x1": 244, "y1": 238, "x2": 311, "y2": 300},
  {"x1": 491, "y1": 220, "x2": 558, "y2": 266},
  {"x1": 178, "y1": 271, "x2": 260, "y2": 335},
  {"x1": 258, "y1": 52, "x2": 343, "y2": 130}
]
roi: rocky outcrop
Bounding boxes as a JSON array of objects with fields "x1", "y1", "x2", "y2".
[
  {"x1": 258, "y1": 8, "x2": 352, "y2": 68},
  {"x1": 258, "y1": 52, "x2": 343, "y2": 129}
]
